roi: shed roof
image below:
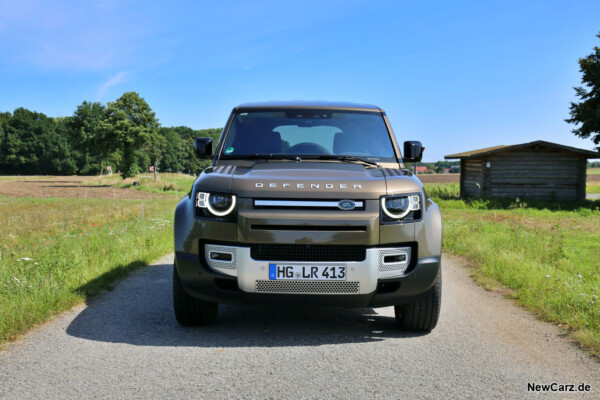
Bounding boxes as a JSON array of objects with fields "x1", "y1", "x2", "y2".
[{"x1": 445, "y1": 140, "x2": 600, "y2": 159}]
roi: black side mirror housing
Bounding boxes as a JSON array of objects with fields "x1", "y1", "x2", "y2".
[
  {"x1": 403, "y1": 141, "x2": 424, "y2": 163},
  {"x1": 194, "y1": 138, "x2": 213, "y2": 159}
]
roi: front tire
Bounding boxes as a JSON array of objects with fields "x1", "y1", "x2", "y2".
[
  {"x1": 173, "y1": 262, "x2": 218, "y2": 326},
  {"x1": 395, "y1": 270, "x2": 441, "y2": 332}
]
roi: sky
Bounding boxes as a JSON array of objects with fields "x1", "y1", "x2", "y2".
[{"x1": 1, "y1": 0, "x2": 599, "y2": 161}]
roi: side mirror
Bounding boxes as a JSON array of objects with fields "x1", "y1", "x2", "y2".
[
  {"x1": 194, "y1": 138, "x2": 213, "y2": 159},
  {"x1": 403, "y1": 141, "x2": 424, "y2": 162}
]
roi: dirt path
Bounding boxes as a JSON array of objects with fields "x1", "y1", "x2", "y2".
[
  {"x1": 0, "y1": 176, "x2": 172, "y2": 199},
  {"x1": 0, "y1": 253, "x2": 597, "y2": 399}
]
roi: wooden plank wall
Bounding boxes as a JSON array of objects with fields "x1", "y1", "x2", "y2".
[
  {"x1": 461, "y1": 158, "x2": 484, "y2": 197},
  {"x1": 484, "y1": 148, "x2": 586, "y2": 200}
]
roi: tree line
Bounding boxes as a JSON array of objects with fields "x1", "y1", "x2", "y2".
[{"x1": 0, "y1": 91, "x2": 222, "y2": 178}]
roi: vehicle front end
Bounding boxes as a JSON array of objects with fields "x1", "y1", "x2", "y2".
[{"x1": 173, "y1": 102, "x2": 442, "y2": 331}]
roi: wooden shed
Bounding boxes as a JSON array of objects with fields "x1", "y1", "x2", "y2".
[{"x1": 445, "y1": 141, "x2": 600, "y2": 201}]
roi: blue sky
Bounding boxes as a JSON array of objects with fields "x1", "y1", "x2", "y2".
[{"x1": 1, "y1": 0, "x2": 599, "y2": 161}]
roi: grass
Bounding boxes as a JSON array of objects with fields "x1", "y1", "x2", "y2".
[
  {"x1": 588, "y1": 168, "x2": 600, "y2": 175},
  {"x1": 425, "y1": 184, "x2": 600, "y2": 357},
  {"x1": 0, "y1": 196, "x2": 178, "y2": 348},
  {"x1": 425, "y1": 183, "x2": 460, "y2": 199},
  {"x1": 426, "y1": 181, "x2": 600, "y2": 196},
  {"x1": 587, "y1": 182, "x2": 600, "y2": 194},
  {"x1": 87, "y1": 172, "x2": 196, "y2": 196}
]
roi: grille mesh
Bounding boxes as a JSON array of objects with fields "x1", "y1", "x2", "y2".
[
  {"x1": 205, "y1": 244, "x2": 237, "y2": 271},
  {"x1": 255, "y1": 280, "x2": 360, "y2": 294},
  {"x1": 250, "y1": 244, "x2": 366, "y2": 262},
  {"x1": 378, "y1": 247, "x2": 411, "y2": 273}
]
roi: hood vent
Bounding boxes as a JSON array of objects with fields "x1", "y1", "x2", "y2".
[
  {"x1": 212, "y1": 165, "x2": 236, "y2": 175},
  {"x1": 381, "y1": 168, "x2": 404, "y2": 177}
]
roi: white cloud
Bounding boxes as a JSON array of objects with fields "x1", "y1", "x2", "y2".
[{"x1": 97, "y1": 71, "x2": 130, "y2": 100}]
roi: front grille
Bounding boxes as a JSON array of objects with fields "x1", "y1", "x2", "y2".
[
  {"x1": 255, "y1": 280, "x2": 360, "y2": 294},
  {"x1": 253, "y1": 199, "x2": 365, "y2": 211},
  {"x1": 251, "y1": 225, "x2": 367, "y2": 232},
  {"x1": 202, "y1": 241, "x2": 417, "y2": 265},
  {"x1": 250, "y1": 244, "x2": 366, "y2": 262}
]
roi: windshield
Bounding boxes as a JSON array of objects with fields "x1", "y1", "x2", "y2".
[{"x1": 220, "y1": 109, "x2": 397, "y2": 162}]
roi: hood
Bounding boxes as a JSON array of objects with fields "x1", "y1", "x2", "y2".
[{"x1": 195, "y1": 162, "x2": 423, "y2": 199}]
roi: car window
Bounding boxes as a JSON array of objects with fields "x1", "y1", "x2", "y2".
[{"x1": 221, "y1": 110, "x2": 397, "y2": 161}]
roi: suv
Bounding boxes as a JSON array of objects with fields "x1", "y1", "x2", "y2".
[{"x1": 173, "y1": 101, "x2": 442, "y2": 331}]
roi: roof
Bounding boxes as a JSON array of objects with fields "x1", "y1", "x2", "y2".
[
  {"x1": 445, "y1": 140, "x2": 600, "y2": 159},
  {"x1": 235, "y1": 100, "x2": 382, "y2": 112}
]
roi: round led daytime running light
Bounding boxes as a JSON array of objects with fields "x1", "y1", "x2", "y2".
[
  {"x1": 381, "y1": 195, "x2": 419, "y2": 219},
  {"x1": 206, "y1": 193, "x2": 236, "y2": 217}
]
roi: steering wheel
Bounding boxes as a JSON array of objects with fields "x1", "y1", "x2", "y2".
[{"x1": 284, "y1": 142, "x2": 330, "y2": 155}]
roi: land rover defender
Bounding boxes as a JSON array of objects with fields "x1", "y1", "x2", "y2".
[{"x1": 173, "y1": 101, "x2": 442, "y2": 331}]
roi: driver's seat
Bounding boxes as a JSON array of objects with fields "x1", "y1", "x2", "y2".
[
  {"x1": 333, "y1": 131, "x2": 362, "y2": 155},
  {"x1": 233, "y1": 122, "x2": 282, "y2": 154}
]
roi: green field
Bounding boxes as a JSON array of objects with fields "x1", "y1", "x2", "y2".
[
  {"x1": 426, "y1": 183, "x2": 600, "y2": 357},
  {"x1": 587, "y1": 182, "x2": 600, "y2": 194},
  {"x1": 0, "y1": 197, "x2": 177, "y2": 348},
  {"x1": 588, "y1": 168, "x2": 600, "y2": 175},
  {"x1": 87, "y1": 172, "x2": 196, "y2": 196}
]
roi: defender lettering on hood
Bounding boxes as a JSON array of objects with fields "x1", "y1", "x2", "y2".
[{"x1": 254, "y1": 182, "x2": 362, "y2": 189}]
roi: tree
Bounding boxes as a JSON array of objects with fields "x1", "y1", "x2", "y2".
[
  {"x1": 103, "y1": 92, "x2": 160, "y2": 178},
  {"x1": 566, "y1": 32, "x2": 600, "y2": 150},
  {"x1": 143, "y1": 130, "x2": 167, "y2": 180},
  {"x1": 69, "y1": 101, "x2": 111, "y2": 174},
  {"x1": 52, "y1": 117, "x2": 78, "y2": 175},
  {"x1": 158, "y1": 127, "x2": 185, "y2": 172},
  {"x1": 0, "y1": 108, "x2": 77, "y2": 175}
]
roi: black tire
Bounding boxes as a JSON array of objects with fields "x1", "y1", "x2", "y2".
[
  {"x1": 395, "y1": 270, "x2": 441, "y2": 332},
  {"x1": 173, "y1": 262, "x2": 218, "y2": 326}
]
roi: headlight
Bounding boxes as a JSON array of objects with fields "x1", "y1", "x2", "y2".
[
  {"x1": 381, "y1": 194, "x2": 421, "y2": 222},
  {"x1": 197, "y1": 192, "x2": 237, "y2": 217}
]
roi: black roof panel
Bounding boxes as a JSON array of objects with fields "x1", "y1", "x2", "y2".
[{"x1": 235, "y1": 100, "x2": 382, "y2": 112}]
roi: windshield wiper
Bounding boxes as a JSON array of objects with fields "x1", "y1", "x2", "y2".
[{"x1": 303, "y1": 155, "x2": 381, "y2": 168}]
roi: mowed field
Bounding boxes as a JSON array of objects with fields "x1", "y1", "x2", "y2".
[
  {"x1": 0, "y1": 174, "x2": 194, "y2": 348},
  {"x1": 0, "y1": 176, "x2": 176, "y2": 199},
  {"x1": 416, "y1": 171, "x2": 600, "y2": 183},
  {"x1": 418, "y1": 171, "x2": 600, "y2": 194}
]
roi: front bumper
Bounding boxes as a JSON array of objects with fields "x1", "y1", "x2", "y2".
[{"x1": 175, "y1": 247, "x2": 440, "y2": 308}]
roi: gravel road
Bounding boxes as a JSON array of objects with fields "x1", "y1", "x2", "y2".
[{"x1": 1, "y1": 253, "x2": 598, "y2": 399}]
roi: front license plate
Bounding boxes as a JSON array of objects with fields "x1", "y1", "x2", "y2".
[{"x1": 268, "y1": 264, "x2": 347, "y2": 281}]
